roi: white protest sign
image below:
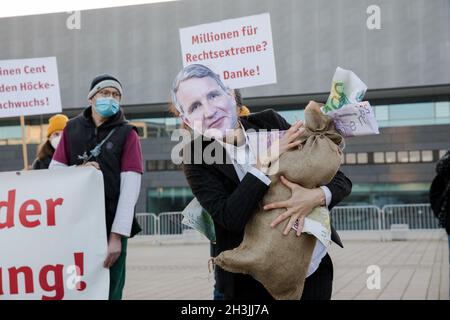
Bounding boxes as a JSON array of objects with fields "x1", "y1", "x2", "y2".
[
  {"x1": 0, "y1": 57, "x2": 62, "y2": 118},
  {"x1": 0, "y1": 167, "x2": 109, "y2": 300},
  {"x1": 179, "y1": 13, "x2": 277, "y2": 89}
]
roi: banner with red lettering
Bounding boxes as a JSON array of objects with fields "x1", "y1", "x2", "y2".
[
  {"x1": 0, "y1": 56, "x2": 62, "y2": 118},
  {"x1": 179, "y1": 13, "x2": 277, "y2": 89},
  {"x1": 0, "y1": 167, "x2": 109, "y2": 300}
]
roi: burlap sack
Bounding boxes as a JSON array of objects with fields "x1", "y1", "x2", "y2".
[{"x1": 214, "y1": 101, "x2": 343, "y2": 299}]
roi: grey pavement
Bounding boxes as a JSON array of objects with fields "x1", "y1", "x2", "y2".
[{"x1": 123, "y1": 230, "x2": 449, "y2": 300}]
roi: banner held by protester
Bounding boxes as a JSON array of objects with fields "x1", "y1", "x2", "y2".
[{"x1": 0, "y1": 167, "x2": 109, "y2": 300}]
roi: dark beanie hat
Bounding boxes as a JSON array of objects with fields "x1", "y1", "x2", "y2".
[{"x1": 88, "y1": 74, "x2": 123, "y2": 99}]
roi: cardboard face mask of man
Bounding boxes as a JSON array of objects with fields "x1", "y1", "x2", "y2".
[{"x1": 172, "y1": 64, "x2": 239, "y2": 140}]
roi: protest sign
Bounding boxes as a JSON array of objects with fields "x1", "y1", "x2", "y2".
[
  {"x1": 180, "y1": 13, "x2": 277, "y2": 89},
  {"x1": 0, "y1": 57, "x2": 62, "y2": 118},
  {"x1": 0, "y1": 167, "x2": 109, "y2": 300}
]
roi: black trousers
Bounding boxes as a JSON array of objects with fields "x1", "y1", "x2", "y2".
[
  {"x1": 224, "y1": 253, "x2": 334, "y2": 300},
  {"x1": 300, "y1": 253, "x2": 334, "y2": 300}
]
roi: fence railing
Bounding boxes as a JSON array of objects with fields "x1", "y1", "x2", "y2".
[
  {"x1": 135, "y1": 213, "x2": 158, "y2": 235},
  {"x1": 382, "y1": 204, "x2": 440, "y2": 229},
  {"x1": 159, "y1": 212, "x2": 193, "y2": 236},
  {"x1": 135, "y1": 204, "x2": 441, "y2": 240},
  {"x1": 331, "y1": 206, "x2": 382, "y2": 231}
]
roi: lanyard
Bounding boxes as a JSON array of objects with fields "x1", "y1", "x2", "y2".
[{"x1": 78, "y1": 127, "x2": 117, "y2": 164}]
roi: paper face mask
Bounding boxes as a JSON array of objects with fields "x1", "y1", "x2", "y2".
[{"x1": 177, "y1": 76, "x2": 238, "y2": 140}]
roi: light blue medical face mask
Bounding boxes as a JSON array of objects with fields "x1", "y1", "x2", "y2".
[{"x1": 94, "y1": 97, "x2": 120, "y2": 118}]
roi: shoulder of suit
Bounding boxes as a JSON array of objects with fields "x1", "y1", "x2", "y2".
[
  {"x1": 245, "y1": 108, "x2": 278, "y2": 120},
  {"x1": 242, "y1": 108, "x2": 288, "y2": 130}
]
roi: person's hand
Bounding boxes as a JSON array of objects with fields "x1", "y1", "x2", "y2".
[
  {"x1": 256, "y1": 120, "x2": 305, "y2": 173},
  {"x1": 263, "y1": 176, "x2": 326, "y2": 236},
  {"x1": 103, "y1": 233, "x2": 122, "y2": 268},
  {"x1": 81, "y1": 161, "x2": 100, "y2": 170}
]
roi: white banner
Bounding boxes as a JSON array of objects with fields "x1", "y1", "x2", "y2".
[
  {"x1": 179, "y1": 13, "x2": 277, "y2": 89},
  {"x1": 0, "y1": 57, "x2": 62, "y2": 118},
  {"x1": 0, "y1": 167, "x2": 109, "y2": 300}
]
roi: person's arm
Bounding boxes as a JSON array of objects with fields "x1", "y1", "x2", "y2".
[
  {"x1": 104, "y1": 129, "x2": 143, "y2": 268},
  {"x1": 110, "y1": 129, "x2": 143, "y2": 237},
  {"x1": 320, "y1": 186, "x2": 332, "y2": 208},
  {"x1": 111, "y1": 171, "x2": 141, "y2": 237},
  {"x1": 324, "y1": 170, "x2": 352, "y2": 210},
  {"x1": 184, "y1": 163, "x2": 270, "y2": 233},
  {"x1": 264, "y1": 171, "x2": 352, "y2": 236}
]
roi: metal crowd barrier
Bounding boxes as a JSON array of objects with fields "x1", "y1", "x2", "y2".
[
  {"x1": 135, "y1": 213, "x2": 158, "y2": 235},
  {"x1": 134, "y1": 204, "x2": 441, "y2": 240},
  {"x1": 331, "y1": 205, "x2": 382, "y2": 231},
  {"x1": 381, "y1": 204, "x2": 439, "y2": 229},
  {"x1": 158, "y1": 211, "x2": 194, "y2": 236}
]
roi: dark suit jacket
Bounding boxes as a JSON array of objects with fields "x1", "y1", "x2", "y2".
[{"x1": 183, "y1": 109, "x2": 352, "y2": 298}]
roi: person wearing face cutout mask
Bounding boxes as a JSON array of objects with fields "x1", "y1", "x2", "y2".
[
  {"x1": 49, "y1": 74, "x2": 143, "y2": 300},
  {"x1": 170, "y1": 64, "x2": 352, "y2": 300},
  {"x1": 32, "y1": 114, "x2": 69, "y2": 170}
]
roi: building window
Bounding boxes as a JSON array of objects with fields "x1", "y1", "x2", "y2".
[
  {"x1": 421, "y1": 150, "x2": 433, "y2": 162},
  {"x1": 374, "y1": 152, "x2": 385, "y2": 164},
  {"x1": 389, "y1": 103, "x2": 434, "y2": 121},
  {"x1": 157, "y1": 160, "x2": 166, "y2": 170},
  {"x1": 341, "y1": 149, "x2": 443, "y2": 165},
  {"x1": 147, "y1": 187, "x2": 194, "y2": 214},
  {"x1": 345, "y1": 153, "x2": 356, "y2": 164},
  {"x1": 385, "y1": 152, "x2": 396, "y2": 163},
  {"x1": 146, "y1": 161, "x2": 157, "y2": 171},
  {"x1": 278, "y1": 110, "x2": 305, "y2": 123},
  {"x1": 166, "y1": 161, "x2": 177, "y2": 171},
  {"x1": 409, "y1": 151, "x2": 420, "y2": 163},
  {"x1": 129, "y1": 117, "x2": 181, "y2": 139},
  {"x1": 0, "y1": 124, "x2": 46, "y2": 145},
  {"x1": 370, "y1": 100, "x2": 450, "y2": 128},
  {"x1": 397, "y1": 151, "x2": 409, "y2": 163},
  {"x1": 435, "y1": 102, "x2": 450, "y2": 118},
  {"x1": 375, "y1": 106, "x2": 389, "y2": 121},
  {"x1": 357, "y1": 153, "x2": 368, "y2": 164},
  {"x1": 147, "y1": 160, "x2": 183, "y2": 171}
]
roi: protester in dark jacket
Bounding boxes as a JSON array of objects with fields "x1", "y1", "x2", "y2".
[
  {"x1": 430, "y1": 150, "x2": 450, "y2": 241},
  {"x1": 429, "y1": 149, "x2": 450, "y2": 298},
  {"x1": 49, "y1": 74, "x2": 143, "y2": 300}
]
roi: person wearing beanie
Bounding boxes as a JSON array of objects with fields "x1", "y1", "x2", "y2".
[
  {"x1": 49, "y1": 73, "x2": 143, "y2": 300},
  {"x1": 31, "y1": 114, "x2": 69, "y2": 170}
]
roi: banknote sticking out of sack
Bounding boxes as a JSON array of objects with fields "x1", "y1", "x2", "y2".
[
  {"x1": 321, "y1": 67, "x2": 379, "y2": 137},
  {"x1": 326, "y1": 101, "x2": 379, "y2": 137},
  {"x1": 214, "y1": 101, "x2": 343, "y2": 300}
]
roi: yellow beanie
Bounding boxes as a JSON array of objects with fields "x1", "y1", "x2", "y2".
[
  {"x1": 47, "y1": 114, "x2": 69, "y2": 138},
  {"x1": 239, "y1": 105, "x2": 251, "y2": 117}
]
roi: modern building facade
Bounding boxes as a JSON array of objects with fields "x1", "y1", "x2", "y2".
[{"x1": 0, "y1": 0, "x2": 449, "y2": 214}]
